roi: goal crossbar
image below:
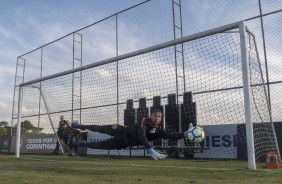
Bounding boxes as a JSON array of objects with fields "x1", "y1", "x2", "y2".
[{"x1": 17, "y1": 21, "x2": 242, "y2": 87}]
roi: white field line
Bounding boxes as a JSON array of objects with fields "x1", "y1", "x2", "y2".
[
  {"x1": 21, "y1": 157, "x2": 245, "y2": 171},
  {"x1": 21, "y1": 157, "x2": 282, "y2": 173}
]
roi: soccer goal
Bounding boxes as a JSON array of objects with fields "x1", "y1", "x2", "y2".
[{"x1": 15, "y1": 21, "x2": 280, "y2": 170}]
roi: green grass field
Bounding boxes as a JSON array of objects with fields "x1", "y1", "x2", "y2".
[{"x1": 0, "y1": 154, "x2": 281, "y2": 184}]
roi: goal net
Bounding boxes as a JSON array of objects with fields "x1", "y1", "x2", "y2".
[{"x1": 15, "y1": 22, "x2": 279, "y2": 169}]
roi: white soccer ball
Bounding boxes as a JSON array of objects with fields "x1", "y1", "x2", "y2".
[{"x1": 186, "y1": 126, "x2": 205, "y2": 143}]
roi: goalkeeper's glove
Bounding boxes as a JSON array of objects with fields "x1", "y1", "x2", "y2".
[
  {"x1": 146, "y1": 148, "x2": 166, "y2": 160},
  {"x1": 183, "y1": 130, "x2": 189, "y2": 138},
  {"x1": 184, "y1": 123, "x2": 194, "y2": 138}
]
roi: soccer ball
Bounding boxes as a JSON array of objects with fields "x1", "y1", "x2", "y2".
[{"x1": 186, "y1": 126, "x2": 205, "y2": 143}]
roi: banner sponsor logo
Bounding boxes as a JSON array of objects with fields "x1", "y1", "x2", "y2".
[
  {"x1": 26, "y1": 138, "x2": 57, "y2": 150},
  {"x1": 203, "y1": 135, "x2": 237, "y2": 148},
  {"x1": 21, "y1": 135, "x2": 57, "y2": 153},
  {"x1": 195, "y1": 124, "x2": 237, "y2": 159}
]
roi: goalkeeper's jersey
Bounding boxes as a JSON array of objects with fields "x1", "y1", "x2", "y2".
[{"x1": 124, "y1": 117, "x2": 185, "y2": 149}]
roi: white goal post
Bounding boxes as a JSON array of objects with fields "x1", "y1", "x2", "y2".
[
  {"x1": 239, "y1": 23, "x2": 256, "y2": 170},
  {"x1": 15, "y1": 21, "x2": 280, "y2": 170}
]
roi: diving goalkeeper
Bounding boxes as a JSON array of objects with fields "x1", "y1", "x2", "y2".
[{"x1": 71, "y1": 109, "x2": 192, "y2": 160}]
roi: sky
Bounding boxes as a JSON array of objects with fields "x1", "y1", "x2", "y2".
[
  {"x1": 1, "y1": 0, "x2": 281, "y2": 126},
  {"x1": 0, "y1": 0, "x2": 146, "y2": 124}
]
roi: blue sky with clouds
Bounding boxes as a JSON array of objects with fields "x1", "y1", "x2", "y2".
[
  {"x1": 1, "y1": 0, "x2": 281, "y2": 124},
  {"x1": 0, "y1": 0, "x2": 145, "y2": 123}
]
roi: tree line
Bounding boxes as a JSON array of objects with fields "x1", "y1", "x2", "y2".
[{"x1": 0, "y1": 120, "x2": 43, "y2": 136}]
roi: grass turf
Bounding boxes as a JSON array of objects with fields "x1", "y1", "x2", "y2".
[{"x1": 0, "y1": 154, "x2": 281, "y2": 184}]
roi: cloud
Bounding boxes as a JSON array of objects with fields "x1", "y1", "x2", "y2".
[
  {"x1": 0, "y1": 101, "x2": 11, "y2": 124},
  {"x1": 0, "y1": 102, "x2": 7, "y2": 110},
  {"x1": 2, "y1": 0, "x2": 282, "y2": 130},
  {"x1": 0, "y1": 0, "x2": 148, "y2": 125},
  {"x1": 19, "y1": 22, "x2": 270, "y2": 126},
  {"x1": 0, "y1": 27, "x2": 10, "y2": 37}
]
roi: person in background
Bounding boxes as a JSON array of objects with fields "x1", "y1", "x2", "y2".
[{"x1": 52, "y1": 115, "x2": 80, "y2": 155}]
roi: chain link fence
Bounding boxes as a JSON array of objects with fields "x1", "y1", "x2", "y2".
[{"x1": 12, "y1": 0, "x2": 282, "y2": 129}]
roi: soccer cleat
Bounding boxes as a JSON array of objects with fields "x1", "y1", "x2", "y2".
[
  {"x1": 146, "y1": 148, "x2": 166, "y2": 160},
  {"x1": 71, "y1": 121, "x2": 82, "y2": 129}
]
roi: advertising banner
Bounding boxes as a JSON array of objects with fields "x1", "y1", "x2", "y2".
[
  {"x1": 0, "y1": 135, "x2": 12, "y2": 153},
  {"x1": 195, "y1": 124, "x2": 237, "y2": 159},
  {"x1": 9, "y1": 134, "x2": 87, "y2": 155},
  {"x1": 10, "y1": 134, "x2": 57, "y2": 154},
  {"x1": 21, "y1": 134, "x2": 57, "y2": 154}
]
